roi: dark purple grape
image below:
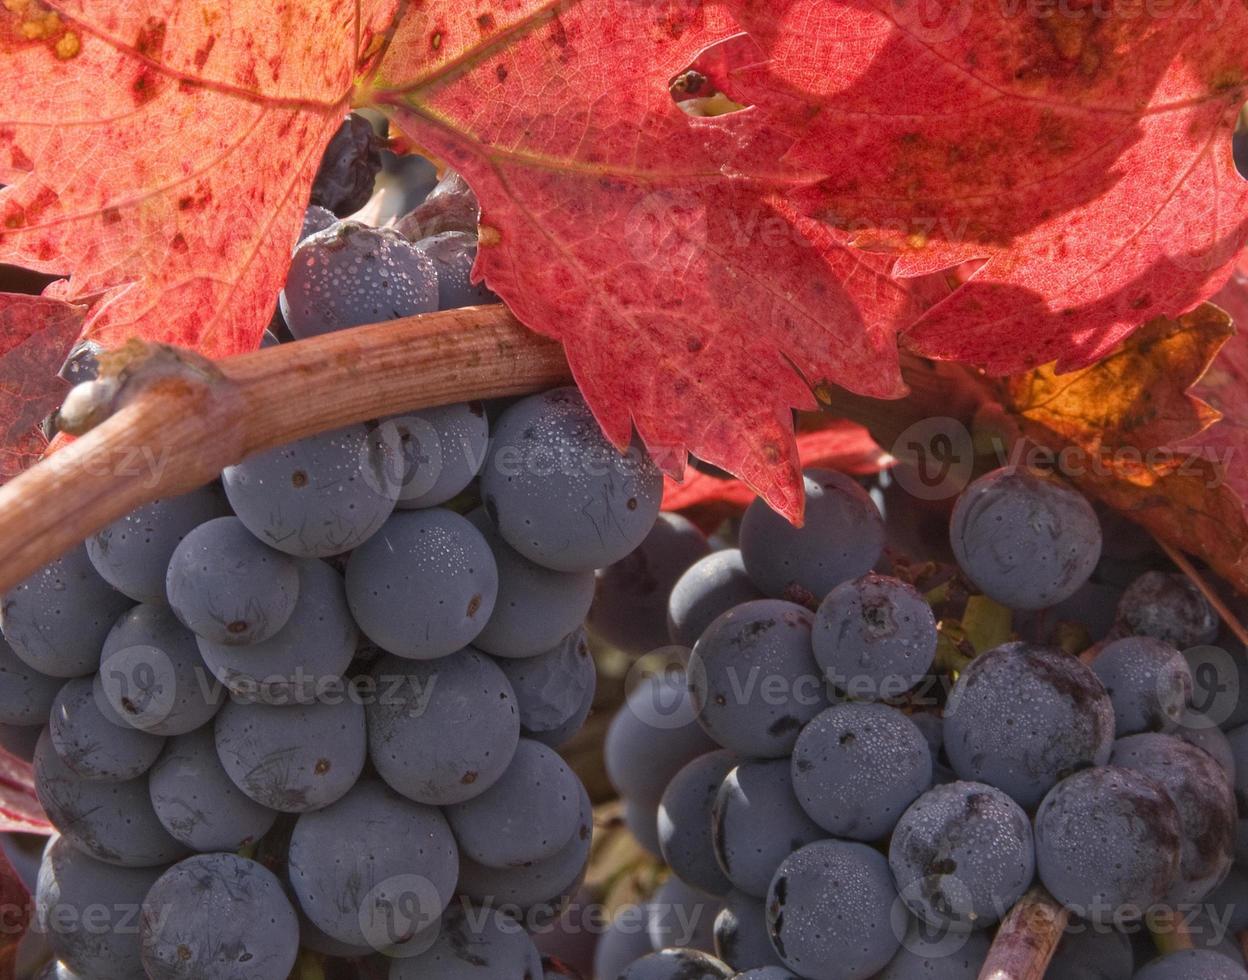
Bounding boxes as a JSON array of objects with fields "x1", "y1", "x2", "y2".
[
  {"x1": 309, "y1": 114, "x2": 382, "y2": 217},
  {"x1": 1116, "y1": 571, "x2": 1219, "y2": 649},
  {"x1": 667, "y1": 549, "x2": 763, "y2": 649},
  {"x1": 1091, "y1": 636, "x2": 1192, "y2": 736}
]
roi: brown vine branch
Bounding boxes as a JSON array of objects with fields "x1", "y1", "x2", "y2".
[
  {"x1": 1157, "y1": 539, "x2": 1248, "y2": 649},
  {"x1": 0, "y1": 305, "x2": 570, "y2": 595},
  {"x1": 978, "y1": 886, "x2": 1069, "y2": 980}
]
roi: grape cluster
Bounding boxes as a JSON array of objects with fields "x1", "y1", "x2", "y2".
[
  {"x1": 605, "y1": 465, "x2": 1248, "y2": 980},
  {"x1": 9, "y1": 367, "x2": 663, "y2": 978}
]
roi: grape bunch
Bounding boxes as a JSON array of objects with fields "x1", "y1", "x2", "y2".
[
  {"x1": 603, "y1": 464, "x2": 1248, "y2": 980},
  {"x1": 7, "y1": 371, "x2": 665, "y2": 978}
]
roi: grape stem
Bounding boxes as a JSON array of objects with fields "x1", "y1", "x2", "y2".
[
  {"x1": 0, "y1": 304, "x2": 569, "y2": 594},
  {"x1": 977, "y1": 886, "x2": 1069, "y2": 980}
]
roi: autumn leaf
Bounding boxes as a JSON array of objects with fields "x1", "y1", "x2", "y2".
[
  {"x1": 725, "y1": 0, "x2": 1248, "y2": 376},
  {"x1": 1002, "y1": 304, "x2": 1248, "y2": 590},
  {"x1": 0, "y1": 0, "x2": 400, "y2": 456},
  {"x1": 0, "y1": 844, "x2": 31, "y2": 980}
]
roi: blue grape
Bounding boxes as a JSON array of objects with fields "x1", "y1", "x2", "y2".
[
  {"x1": 280, "y1": 221, "x2": 438, "y2": 339},
  {"x1": 495, "y1": 629, "x2": 595, "y2": 743},
  {"x1": 1116, "y1": 571, "x2": 1219, "y2": 649},
  {"x1": 1175, "y1": 710, "x2": 1235, "y2": 781},
  {"x1": 889, "y1": 780, "x2": 1035, "y2": 931},
  {"x1": 35, "y1": 835, "x2": 166, "y2": 980},
  {"x1": 300, "y1": 204, "x2": 337, "y2": 240},
  {"x1": 658, "y1": 749, "x2": 737, "y2": 896},
  {"x1": 590, "y1": 513, "x2": 711, "y2": 656},
  {"x1": 0, "y1": 635, "x2": 61, "y2": 725},
  {"x1": 618, "y1": 949, "x2": 733, "y2": 980},
  {"x1": 739, "y1": 468, "x2": 884, "y2": 602},
  {"x1": 714, "y1": 890, "x2": 784, "y2": 970},
  {"x1": 733, "y1": 971, "x2": 800, "y2": 980},
  {"x1": 2, "y1": 543, "x2": 132, "y2": 677},
  {"x1": 388, "y1": 903, "x2": 543, "y2": 979},
  {"x1": 48, "y1": 676, "x2": 164, "y2": 781},
  {"x1": 873, "y1": 916, "x2": 993, "y2": 979},
  {"x1": 791, "y1": 701, "x2": 931, "y2": 840},
  {"x1": 196, "y1": 558, "x2": 358, "y2": 705},
  {"x1": 909, "y1": 709, "x2": 957, "y2": 785},
  {"x1": 455, "y1": 778, "x2": 592, "y2": 913},
  {"x1": 626, "y1": 797, "x2": 662, "y2": 857},
  {"x1": 530, "y1": 670, "x2": 595, "y2": 749},
  {"x1": 1034, "y1": 766, "x2": 1182, "y2": 920},
  {"x1": 214, "y1": 696, "x2": 365, "y2": 812},
  {"x1": 309, "y1": 114, "x2": 382, "y2": 216},
  {"x1": 139, "y1": 852, "x2": 299, "y2": 980},
  {"x1": 413, "y1": 231, "x2": 498, "y2": 309},
  {"x1": 593, "y1": 913, "x2": 657, "y2": 980},
  {"x1": 148, "y1": 726, "x2": 277, "y2": 852},
  {"x1": 383, "y1": 402, "x2": 490, "y2": 509},
  {"x1": 480, "y1": 387, "x2": 664, "y2": 572},
  {"x1": 667, "y1": 549, "x2": 764, "y2": 648},
  {"x1": 949, "y1": 466, "x2": 1101, "y2": 610},
  {"x1": 223, "y1": 424, "x2": 402, "y2": 558},
  {"x1": 445, "y1": 739, "x2": 583, "y2": 867},
  {"x1": 1206, "y1": 864, "x2": 1248, "y2": 935},
  {"x1": 1044, "y1": 924, "x2": 1134, "y2": 980},
  {"x1": 1133, "y1": 949, "x2": 1248, "y2": 979},
  {"x1": 466, "y1": 508, "x2": 596, "y2": 658},
  {"x1": 1091, "y1": 636, "x2": 1192, "y2": 736},
  {"x1": 288, "y1": 780, "x2": 458, "y2": 949},
  {"x1": 366, "y1": 650, "x2": 519, "y2": 805},
  {"x1": 1111, "y1": 732, "x2": 1236, "y2": 904},
  {"x1": 395, "y1": 170, "x2": 479, "y2": 240},
  {"x1": 646, "y1": 875, "x2": 719, "y2": 951},
  {"x1": 688, "y1": 600, "x2": 826, "y2": 758},
  {"x1": 86, "y1": 486, "x2": 228, "y2": 605},
  {"x1": 0, "y1": 722, "x2": 41, "y2": 760},
  {"x1": 1186, "y1": 644, "x2": 1248, "y2": 732},
  {"x1": 165, "y1": 517, "x2": 300, "y2": 645},
  {"x1": 942, "y1": 642, "x2": 1114, "y2": 808},
  {"x1": 711, "y1": 758, "x2": 825, "y2": 899},
  {"x1": 765, "y1": 840, "x2": 900, "y2": 980},
  {"x1": 812, "y1": 573, "x2": 937, "y2": 700},
  {"x1": 33, "y1": 729, "x2": 187, "y2": 867},
  {"x1": 35, "y1": 964, "x2": 85, "y2": 980},
  {"x1": 346, "y1": 508, "x2": 498, "y2": 659},
  {"x1": 604, "y1": 670, "x2": 718, "y2": 806},
  {"x1": 98, "y1": 603, "x2": 221, "y2": 736}
]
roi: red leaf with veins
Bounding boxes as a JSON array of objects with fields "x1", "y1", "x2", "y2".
[
  {"x1": 0, "y1": 0, "x2": 399, "y2": 473},
  {"x1": 725, "y1": 0, "x2": 1248, "y2": 375},
  {"x1": 373, "y1": 2, "x2": 929, "y2": 521}
]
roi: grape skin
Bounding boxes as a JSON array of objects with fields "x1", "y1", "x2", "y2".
[
  {"x1": 1034, "y1": 766, "x2": 1182, "y2": 920},
  {"x1": 139, "y1": 853, "x2": 299, "y2": 980},
  {"x1": 734, "y1": 970, "x2": 801, "y2": 980},
  {"x1": 529, "y1": 671, "x2": 595, "y2": 749},
  {"x1": 1175, "y1": 710, "x2": 1235, "y2": 782},
  {"x1": 466, "y1": 508, "x2": 595, "y2": 659},
  {"x1": 658, "y1": 749, "x2": 737, "y2": 896},
  {"x1": 2, "y1": 544, "x2": 133, "y2": 677},
  {"x1": 86, "y1": 486, "x2": 228, "y2": 605},
  {"x1": 765, "y1": 840, "x2": 901, "y2": 980},
  {"x1": 345, "y1": 508, "x2": 499, "y2": 660},
  {"x1": 1090, "y1": 636, "x2": 1192, "y2": 736},
  {"x1": 412, "y1": 231, "x2": 498, "y2": 310},
  {"x1": 33, "y1": 729, "x2": 187, "y2": 867},
  {"x1": 1185, "y1": 644, "x2": 1248, "y2": 732},
  {"x1": 98, "y1": 603, "x2": 222, "y2": 736},
  {"x1": 688, "y1": 599, "x2": 826, "y2": 758},
  {"x1": 223, "y1": 424, "x2": 402, "y2": 559},
  {"x1": 288, "y1": 780, "x2": 458, "y2": 949},
  {"x1": 646, "y1": 875, "x2": 720, "y2": 952},
  {"x1": 1133, "y1": 949, "x2": 1248, "y2": 979},
  {"x1": 148, "y1": 726, "x2": 277, "y2": 852},
  {"x1": 590, "y1": 512, "x2": 711, "y2": 656},
  {"x1": 873, "y1": 916, "x2": 993, "y2": 979},
  {"x1": 1044, "y1": 924, "x2": 1134, "y2": 980},
  {"x1": 739, "y1": 468, "x2": 884, "y2": 601},
  {"x1": 942, "y1": 642, "x2": 1115, "y2": 809},
  {"x1": 213, "y1": 697, "x2": 366, "y2": 813},
  {"x1": 444, "y1": 739, "x2": 583, "y2": 868},
  {"x1": 35, "y1": 835, "x2": 166, "y2": 980},
  {"x1": 0, "y1": 636, "x2": 62, "y2": 725},
  {"x1": 366, "y1": 650, "x2": 520, "y2": 805},
  {"x1": 48, "y1": 676, "x2": 165, "y2": 781},
  {"x1": 388, "y1": 903, "x2": 543, "y2": 980},
  {"x1": 165, "y1": 517, "x2": 300, "y2": 646},
  {"x1": 480, "y1": 387, "x2": 664, "y2": 573},
  {"x1": 626, "y1": 797, "x2": 662, "y2": 857},
  {"x1": 1110, "y1": 732, "x2": 1237, "y2": 904},
  {"x1": 384, "y1": 402, "x2": 490, "y2": 509},
  {"x1": 714, "y1": 890, "x2": 785, "y2": 970},
  {"x1": 949, "y1": 466, "x2": 1101, "y2": 610},
  {"x1": 196, "y1": 558, "x2": 358, "y2": 705},
  {"x1": 712, "y1": 758, "x2": 824, "y2": 900},
  {"x1": 790, "y1": 701, "x2": 932, "y2": 841},
  {"x1": 593, "y1": 913, "x2": 657, "y2": 980},
  {"x1": 495, "y1": 629, "x2": 595, "y2": 742},
  {"x1": 667, "y1": 549, "x2": 764, "y2": 649},
  {"x1": 1116, "y1": 571, "x2": 1219, "y2": 649},
  {"x1": 889, "y1": 781, "x2": 1034, "y2": 932},
  {"x1": 617, "y1": 949, "x2": 733, "y2": 980},
  {"x1": 812, "y1": 573, "x2": 937, "y2": 701}
]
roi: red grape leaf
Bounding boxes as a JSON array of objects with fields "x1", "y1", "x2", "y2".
[
  {"x1": 370, "y1": 3, "x2": 931, "y2": 521},
  {"x1": 1002, "y1": 303, "x2": 1248, "y2": 591},
  {"x1": 724, "y1": 0, "x2": 1248, "y2": 376},
  {"x1": 0, "y1": 842, "x2": 30, "y2": 978},
  {"x1": 0, "y1": 746, "x2": 49, "y2": 836},
  {"x1": 0, "y1": 0, "x2": 400, "y2": 472}
]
